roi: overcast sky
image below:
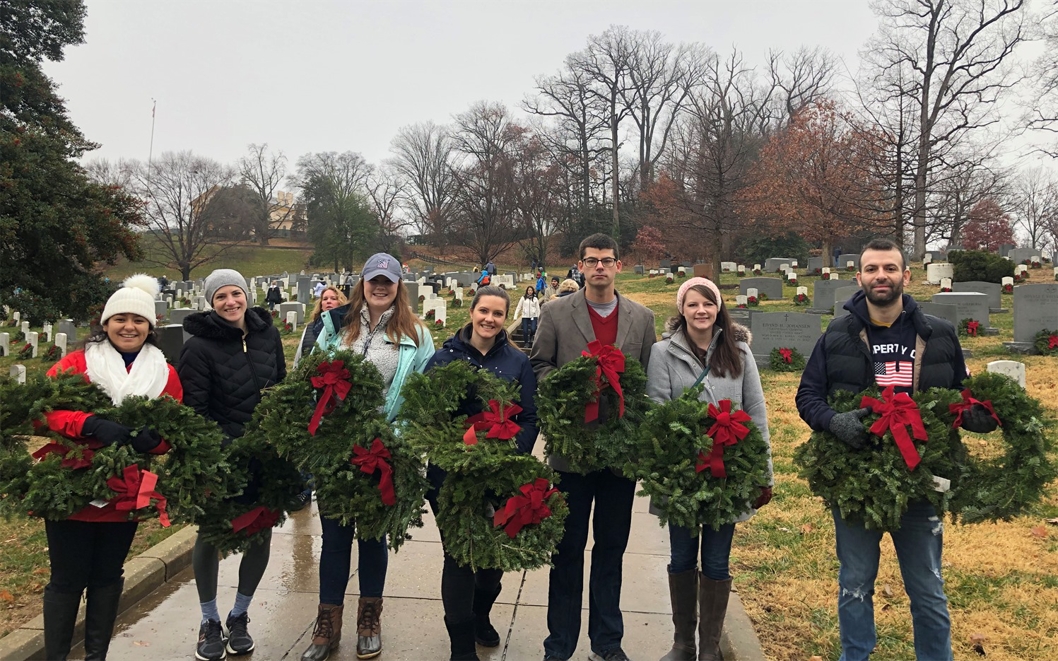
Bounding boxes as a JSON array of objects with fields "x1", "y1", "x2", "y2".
[{"x1": 44, "y1": 0, "x2": 880, "y2": 172}]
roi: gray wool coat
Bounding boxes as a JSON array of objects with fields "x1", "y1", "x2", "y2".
[{"x1": 645, "y1": 321, "x2": 773, "y2": 523}]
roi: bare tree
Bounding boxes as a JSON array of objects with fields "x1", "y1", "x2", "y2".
[
  {"x1": 84, "y1": 157, "x2": 137, "y2": 189},
  {"x1": 1026, "y1": 2, "x2": 1058, "y2": 156},
  {"x1": 767, "y1": 46, "x2": 838, "y2": 127},
  {"x1": 238, "y1": 143, "x2": 296, "y2": 246},
  {"x1": 864, "y1": 0, "x2": 1027, "y2": 259},
  {"x1": 510, "y1": 130, "x2": 562, "y2": 269},
  {"x1": 929, "y1": 156, "x2": 1007, "y2": 248},
  {"x1": 390, "y1": 122, "x2": 456, "y2": 246},
  {"x1": 132, "y1": 151, "x2": 238, "y2": 280},
  {"x1": 366, "y1": 163, "x2": 409, "y2": 254},
  {"x1": 1012, "y1": 166, "x2": 1058, "y2": 250}
]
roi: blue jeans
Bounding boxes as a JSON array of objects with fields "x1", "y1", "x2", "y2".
[
  {"x1": 832, "y1": 501, "x2": 952, "y2": 661},
  {"x1": 544, "y1": 469, "x2": 636, "y2": 659},
  {"x1": 521, "y1": 317, "x2": 537, "y2": 345},
  {"x1": 318, "y1": 516, "x2": 388, "y2": 605},
  {"x1": 668, "y1": 522, "x2": 735, "y2": 580}
]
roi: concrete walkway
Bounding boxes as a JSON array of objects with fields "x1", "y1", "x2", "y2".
[{"x1": 69, "y1": 490, "x2": 764, "y2": 661}]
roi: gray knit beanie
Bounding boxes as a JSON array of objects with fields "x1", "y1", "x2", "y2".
[{"x1": 204, "y1": 269, "x2": 248, "y2": 306}]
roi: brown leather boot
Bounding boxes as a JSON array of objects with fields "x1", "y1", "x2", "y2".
[
  {"x1": 698, "y1": 574, "x2": 732, "y2": 661},
  {"x1": 661, "y1": 568, "x2": 697, "y2": 661},
  {"x1": 300, "y1": 603, "x2": 343, "y2": 661},
  {"x1": 355, "y1": 597, "x2": 383, "y2": 659}
]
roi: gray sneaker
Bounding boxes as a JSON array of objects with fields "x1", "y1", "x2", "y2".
[{"x1": 589, "y1": 649, "x2": 632, "y2": 661}]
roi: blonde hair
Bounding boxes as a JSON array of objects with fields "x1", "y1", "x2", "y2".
[
  {"x1": 558, "y1": 279, "x2": 579, "y2": 294},
  {"x1": 309, "y1": 286, "x2": 348, "y2": 323},
  {"x1": 342, "y1": 278, "x2": 426, "y2": 347}
]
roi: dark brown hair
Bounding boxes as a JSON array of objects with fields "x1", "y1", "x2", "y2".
[
  {"x1": 471, "y1": 285, "x2": 510, "y2": 315},
  {"x1": 667, "y1": 284, "x2": 743, "y2": 379},
  {"x1": 342, "y1": 278, "x2": 426, "y2": 347},
  {"x1": 578, "y1": 233, "x2": 620, "y2": 260},
  {"x1": 860, "y1": 238, "x2": 907, "y2": 270}
]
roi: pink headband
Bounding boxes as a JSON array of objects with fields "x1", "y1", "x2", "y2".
[{"x1": 676, "y1": 277, "x2": 723, "y2": 314}]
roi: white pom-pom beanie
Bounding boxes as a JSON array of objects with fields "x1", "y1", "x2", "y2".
[{"x1": 101, "y1": 274, "x2": 160, "y2": 327}]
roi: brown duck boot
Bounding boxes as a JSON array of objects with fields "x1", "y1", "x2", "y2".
[
  {"x1": 697, "y1": 574, "x2": 732, "y2": 661},
  {"x1": 661, "y1": 568, "x2": 697, "y2": 661},
  {"x1": 300, "y1": 603, "x2": 343, "y2": 661},
  {"x1": 355, "y1": 597, "x2": 383, "y2": 659}
]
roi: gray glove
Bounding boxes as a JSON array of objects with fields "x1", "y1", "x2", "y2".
[
  {"x1": 960, "y1": 404, "x2": 999, "y2": 434},
  {"x1": 829, "y1": 408, "x2": 871, "y2": 450}
]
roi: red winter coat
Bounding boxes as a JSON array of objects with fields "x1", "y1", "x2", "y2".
[{"x1": 42, "y1": 349, "x2": 183, "y2": 522}]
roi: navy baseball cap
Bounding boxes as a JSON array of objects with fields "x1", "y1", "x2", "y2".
[{"x1": 362, "y1": 253, "x2": 402, "y2": 283}]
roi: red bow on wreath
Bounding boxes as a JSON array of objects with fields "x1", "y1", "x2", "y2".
[
  {"x1": 966, "y1": 320, "x2": 979, "y2": 337},
  {"x1": 860, "y1": 386, "x2": 928, "y2": 470},
  {"x1": 350, "y1": 438, "x2": 396, "y2": 506},
  {"x1": 1049, "y1": 334, "x2": 1058, "y2": 350},
  {"x1": 308, "y1": 360, "x2": 352, "y2": 435},
  {"x1": 948, "y1": 389, "x2": 1001, "y2": 430},
  {"x1": 107, "y1": 464, "x2": 169, "y2": 527},
  {"x1": 493, "y1": 478, "x2": 559, "y2": 538},
  {"x1": 696, "y1": 400, "x2": 751, "y2": 478},
  {"x1": 231, "y1": 505, "x2": 280, "y2": 536},
  {"x1": 463, "y1": 400, "x2": 522, "y2": 445},
  {"x1": 779, "y1": 348, "x2": 793, "y2": 364},
  {"x1": 32, "y1": 442, "x2": 94, "y2": 469},
  {"x1": 581, "y1": 341, "x2": 626, "y2": 424}
]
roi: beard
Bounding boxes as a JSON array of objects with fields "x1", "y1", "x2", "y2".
[{"x1": 862, "y1": 279, "x2": 903, "y2": 306}]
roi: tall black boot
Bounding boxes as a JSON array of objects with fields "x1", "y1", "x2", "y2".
[
  {"x1": 444, "y1": 617, "x2": 479, "y2": 661},
  {"x1": 471, "y1": 582, "x2": 502, "y2": 647},
  {"x1": 84, "y1": 579, "x2": 124, "y2": 660},
  {"x1": 43, "y1": 585, "x2": 82, "y2": 661}
]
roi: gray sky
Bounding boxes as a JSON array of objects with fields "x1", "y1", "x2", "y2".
[{"x1": 45, "y1": 0, "x2": 878, "y2": 170}]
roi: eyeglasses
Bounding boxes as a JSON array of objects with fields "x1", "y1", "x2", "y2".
[{"x1": 581, "y1": 257, "x2": 617, "y2": 268}]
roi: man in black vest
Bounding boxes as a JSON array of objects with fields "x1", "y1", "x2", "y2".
[{"x1": 795, "y1": 238, "x2": 996, "y2": 661}]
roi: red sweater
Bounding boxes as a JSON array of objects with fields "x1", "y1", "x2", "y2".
[
  {"x1": 587, "y1": 303, "x2": 619, "y2": 347},
  {"x1": 44, "y1": 349, "x2": 183, "y2": 522}
]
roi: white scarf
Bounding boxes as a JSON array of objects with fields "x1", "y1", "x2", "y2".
[{"x1": 84, "y1": 341, "x2": 170, "y2": 405}]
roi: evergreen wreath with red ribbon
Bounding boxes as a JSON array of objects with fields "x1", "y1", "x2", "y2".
[
  {"x1": 1034, "y1": 328, "x2": 1058, "y2": 356},
  {"x1": 768, "y1": 347, "x2": 806, "y2": 372},
  {"x1": 631, "y1": 388, "x2": 770, "y2": 531}
]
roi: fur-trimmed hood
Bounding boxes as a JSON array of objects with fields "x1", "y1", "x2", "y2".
[{"x1": 663, "y1": 316, "x2": 751, "y2": 345}]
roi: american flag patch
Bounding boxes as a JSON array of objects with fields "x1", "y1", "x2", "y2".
[{"x1": 875, "y1": 361, "x2": 913, "y2": 387}]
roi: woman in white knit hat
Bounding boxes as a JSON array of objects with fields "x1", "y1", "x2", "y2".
[
  {"x1": 40, "y1": 274, "x2": 181, "y2": 661},
  {"x1": 178, "y1": 268, "x2": 286, "y2": 661}
]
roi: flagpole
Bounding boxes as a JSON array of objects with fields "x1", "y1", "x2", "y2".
[{"x1": 147, "y1": 99, "x2": 156, "y2": 191}]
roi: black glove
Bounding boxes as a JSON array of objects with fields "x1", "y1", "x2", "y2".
[
  {"x1": 81, "y1": 416, "x2": 132, "y2": 446},
  {"x1": 129, "y1": 428, "x2": 163, "y2": 453},
  {"x1": 960, "y1": 404, "x2": 999, "y2": 434},
  {"x1": 829, "y1": 408, "x2": 871, "y2": 450}
]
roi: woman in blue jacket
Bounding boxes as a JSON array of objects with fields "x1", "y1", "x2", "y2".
[
  {"x1": 425, "y1": 285, "x2": 538, "y2": 661},
  {"x1": 301, "y1": 254, "x2": 434, "y2": 661}
]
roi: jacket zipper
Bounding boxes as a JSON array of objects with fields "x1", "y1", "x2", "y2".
[{"x1": 243, "y1": 336, "x2": 262, "y2": 394}]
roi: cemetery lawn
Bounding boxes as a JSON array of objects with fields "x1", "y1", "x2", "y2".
[{"x1": 104, "y1": 236, "x2": 313, "y2": 282}]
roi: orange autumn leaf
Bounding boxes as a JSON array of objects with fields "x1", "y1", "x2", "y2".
[
  {"x1": 1030, "y1": 526, "x2": 1048, "y2": 539},
  {"x1": 0, "y1": 590, "x2": 13, "y2": 603}
]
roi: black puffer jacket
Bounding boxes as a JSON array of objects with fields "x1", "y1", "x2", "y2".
[{"x1": 178, "y1": 308, "x2": 286, "y2": 440}]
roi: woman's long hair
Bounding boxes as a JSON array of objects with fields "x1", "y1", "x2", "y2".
[
  {"x1": 342, "y1": 278, "x2": 425, "y2": 347},
  {"x1": 309, "y1": 285, "x2": 348, "y2": 323},
  {"x1": 667, "y1": 284, "x2": 743, "y2": 379},
  {"x1": 523, "y1": 286, "x2": 536, "y2": 300}
]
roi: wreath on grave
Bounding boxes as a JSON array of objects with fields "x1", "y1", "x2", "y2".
[
  {"x1": 281, "y1": 321, "x2": 294, "y2": 335},
  {"x1": 846, "y1": 264, "x2": 856, "y2": 272},
  {"x1": 434, "y1": 453, "x2": 567, "y2": 571},
  {"x1": 630, "y1": 389, "x2": 769, "y2": 531},
  {"x1": 753, "y1": 268, "x2": 762, "y2": 276},
  {"x1": 1034, "y1": 329, "x2": 1058, "y2": 355},
  {"x1": 958, "y1": 318, "x2": 980, "y2": 337},
  {"x1": 0, "y1": 372, "x2": 231, "y2": 525},
  {"x1": 821, "y1": 272, "x2": 831, "y2": 280},
  {"x1": 426, "y1": 309, "x2": 435, "y2": 320},
  {"x1": 747, "y1": 296, "x2": 759, "y2": 307},
  {"x1": 40, "y1": 344, "x2": 61, "y2": 362},
  {"x1": 769, "y1": 347, "x2": 806, "y2": 372},
  {"x1": 16, "y1": 343, "x2": 33, "y2": 359},
  {"x1": 1031, "y1": 259, "x2": 1042, "y2": 269},
  {"x1": 758, "y1": 292, "x2": 769, "y2": 301},
  {"x1": 1002, "y1": 283, "x2": 1013, "y2": 294},
  {"x1": 536, "y1": 342, "x2": 650, "y2": 474},
  {"x1": 941, "y1": 285, "x2": 953, "y2": 292},
  {"x1": 1014, "y1": 271, "x2": 1028, "y2": 283},
  {"x1": 794, "y1": 293, "x2": 810, "y2": 305}
]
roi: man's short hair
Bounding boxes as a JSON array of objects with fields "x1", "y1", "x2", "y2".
[
  {"x1": 860, "y1": 238, "x2": 907, "y2": 270},
  {"x1": 578, "y1": 233, "x2": 620, "y2": 260}
]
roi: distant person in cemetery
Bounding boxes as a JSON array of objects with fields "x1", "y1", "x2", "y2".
[
  {"x1": 293, "y1": 285, "x2": 347, "y2": 369},
  {"x1": 265, "y1": 280, "x2": 283, "y2": 310},
  {"x1": 179, "y1": 268, "x2": 286, "y2": 661},
  {"x1": 567, "y1": 262, "x2": 585, "y2": 288},
  {"x1": 303, "y1": 253, "x2": 434, "y2": 661},
  {"x1": 795, "y1": 238, "x2": 994, "y2": 661},
  {"x1": 158, "y1": 274, "x2": 169, "y2": 288},
  {"x1": 476, "y1": 270, "x2": 491, "y2": 286},
  {"x1": 541, "y1": 276, "x2": 560, "y2": 302},
  {"x1": 313, "y1": 279, "x2": 326, "y2": 299},
  {"x1": 485, "y1": 259, "x2": 497, "y2": 276},
  {"x1": 646, "y1": 277, "x2": 772, "y2": 661},
  {"x1": 536, "y1": 270, "x2": 548, "y2": 295},
  {"x1": 514, "y1": 285, "x2": 541, "y2": 348},
  {"x1": 423, "y1": 285, "x2": 538, "y2": 661},
  {"x1": 531, "y1": 233, "x2": 656, "y2": 661},
  {"x1": 555, "y1": 278, "x2": 579, "y2": 298},
  {"x1": 40, "y1": 275, "x2": 180, "y2": 661}
]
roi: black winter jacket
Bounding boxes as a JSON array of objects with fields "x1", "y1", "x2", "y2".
[
  {"x1": 795, "y1": 291, "x2": 967, "y2": 432},
  {"x1": 178, "y1": 308, "x2": 287, "y2": 440}
]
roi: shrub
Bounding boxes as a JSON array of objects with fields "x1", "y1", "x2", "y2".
[{"x1": 948, "y1": 250, "x2": 1014, "y2": 284}]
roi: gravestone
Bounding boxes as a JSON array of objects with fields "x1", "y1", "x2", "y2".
[
  {"x1": 1002, "y1": 276, "x2": 1014, "y2": 290},
  {"x1": 155, "y1": 300, "x2": 169, "y2": 320},
  {"x1": 746, "y1": 288, "x2": 759, "y2": 300},
  {"x1": 764, "y1": 257, "x2": 794, "y2": 273},
  {"x1": 278, "y1": 302, "x2": 306, "y2": 325},
  {"x1": 42, "y1": 323, "x2": 52, "y2": 343},
  {"x1": 286, "y1": 311, "x2": 298, "y2": 332},
  {"x1": 999, "y1": 244, "x2": 1015, "y2": 257},
  {"x1": 923, "y1": 254, "x2": 933, "y2": 266},
  {"x1": 454, "y1": 287, "x2": 464, "y2": 305},
  {"x1": 750, "y1": 312, "x2": 822, "y2": 367},
  {"x1": 925, "y1": 263, "x2": 953, "y2": 285},
  {"x1": 54, "y1": 332, "x2": 68, "y2": 358},
  {"x1": 831, "y1": 286, "x2": 861, "y2": 318},
  {"x1": 0, "y1": 332, "x2": 7, "y2": 357},
  {"x1": 11, "y1": 311, "x2": 19, "y2": 323},
  {"x1": 940, "y1": 278, "x2": 952, "y2": 291},
  {"x1": 665, "y1": 272, "x2": 674, "y2": 283},
  {"x1": 932, "y1": 292, "x2": 991, "y2": 329},
  {"x1": 455, "y1": 273, "x2": 476, "y2": 287},
  {"x1": 737, "y1": 265, "x2": 746, "y2": 275},
  {"x1": 433, "y1": 299, "x2": 447, "y2": 326},
  {"x1": 951, "y1": 281, "x2": 1004, "y2": 312},
  {"x1": 727, "y1": 308, "x2": 754, "y2": 327},
  {"x1": 10, "y1": 364, "x2": 26, "y2": 385},
  {"x1": 677, "y1": 266, "x2": 687, "y2": 277},
  {"x1": 835, "y1": 254, "x2": 860, "y2": 271},
  {"x1": 721, "y1": 262, "x2": 737, "y2": 273},
  {"x1": 404, "y1": 283, "x2": 420, "y2": 310},
  {"x1": 735, "y1": 295, "x2": 748, "y2": 307},
  {"x1": 296, "y1": 276, "x2": 311, "y2": 304},
  {"x1": 660, "y1": 259, "x2": 672, "y2": 270},
  {"x1": 739, "y1": 277, "x2": 783, "y2": 300},
  {"x1": 810, "y1": 279, "x2": 849, "y2": 314},
  {"x1": 807, "y1": 257, "x2": 823, "y2": 273},
  {"x1": 27, "y1": 331, "x2": 38, "y2": 358},
  {"x1": 195, "y1": 296, "x2": 208, "y2": 311},
  {"x1": 987, "y1": 360, "x2": 1026, "y2": 388},
  {"x1": 156, "y1": 325, "x2": 185, "y2": 366},
  {"x1": 167, "y1": 308, "x2": 194, "y2": 326},
  {"x1": 787, "y1": 273, "x2": 798, "y2": 285},
  {"x1": 1007, "y1": 247, "x2": 1034, "y2": 265},
  {"x1": 634, "y1": 265, "x2": 644, "y2": 275},
  {"x1": 692, "y1": 263, "x2": 714, "y2": 279},
  {"x1": 918, "y1": 302, "x2": 960, "y2": 328},
  {"x1": 1011, "y1": 284, "x2": 1058, "y2": 344},
  {"x1": 20, "y1": 321, "x2": 29, "y2": 339}
]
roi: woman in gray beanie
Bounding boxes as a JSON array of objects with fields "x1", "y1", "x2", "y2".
[{"x1": 178, "y1": 268, "x2": 286, "y2": 661}]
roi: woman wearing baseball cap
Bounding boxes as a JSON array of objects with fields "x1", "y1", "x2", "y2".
[
  {"x1": 300, "y1": 253, "x2": 434, "y2": 661},
  {"x1": 41, "y1": 274, "x2": 180, "y2": 660}
]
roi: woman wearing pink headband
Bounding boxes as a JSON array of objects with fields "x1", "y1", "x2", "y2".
[{"x1": 646, "y1": 277, "x2": 774, "y2": 661}]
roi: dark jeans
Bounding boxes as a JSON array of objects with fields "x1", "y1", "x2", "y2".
[
  {"x1": 45, "y1": 519, "x2": 138, "y2": 594},
  {"x1": 521, "y1": 317, "x2": 537, "y2": 345},
  {"x1": 318, "y1": 516, "x2": 388, "y2": 605},
  {"x1": 668, "y1": 523, "x2": 736, "y2": 580},
  {"x1": 543, "y1": 468, "x2": 636, "y2": 659}
]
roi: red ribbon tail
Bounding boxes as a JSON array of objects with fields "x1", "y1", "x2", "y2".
[
  {"x1": 891, "y1": 425, "x2": 921, "y2": 470},
  {"x1": 463, "y1": 425, "x2": 479, "y2": 445},
  {"x1": 308, "y1": 389, "x2": 334, "y2": 436},
  {"x1": 583, "y1": 399, "x2": 600, "y2": 424},
  {"x1": 708, "y1": 443, "x2": 727, "y2": 479},
  {"x1": 378, "y1": 464, "x2": 396, "y2": 506}
]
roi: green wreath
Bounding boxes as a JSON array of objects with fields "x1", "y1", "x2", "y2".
[
  {"x1": 769, "y1": 347, "x2": 806, "y2": 372},
  {"x1": 1033, "y1": 329, "x2": 1058, "y2": 355},
  {"x1": 310, "y1": 417, "x2": 428, "y2": 551},
  {"x1": 435, "y1": 454, "x2": 568, "y2": 571},
  {"x1": 958, "y1": 317, "x2": 982, "y2": 337},
  {"x1": 0, "y1": 372, "x2": 231, "y2": 524},
  {"x1": 399, "y1": 360, "x2": 525, "y2": 473},
  {"x1": 251, "y1": 349, "x2": 385, "y2": 471},
  {"x1": 537, "y1": 345, "x2": 650, "y2": 474},
  {"x1": 631, "y1": 388, "x2": 770, "y2": 531}
]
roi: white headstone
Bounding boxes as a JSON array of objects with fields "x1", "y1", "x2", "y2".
[
  {"x1": 788, "y1": 273, "x2": 798, "y2": 284},
  {"x1": 20, "y1": 321, "x2": 29, "y2": 339},
  {"x1": 925, "y1": 262, "x2": 954, "y2": 284},
  {"x1": 987, "y1": 360, "x2": 1026, "y2": 388},
  {"x1": 665, "y1": 272, "x2": 674, "y2": 282},
  {"x1": 822, "y1": 267, "x2": 830, "y2": 276},
  {"x1": 1016, "y1": 264, "x2": 1028, "y2": 276},
  {"x1": 10, "y1": 364, "x2": 26, "y2": 384},
  {"x1": 796, "y1": 286, "x2": 808, "y2": 296},
  {"x1": 736, "y1": 295, "x2": 748, "y2": 306},
  {"x1": 27, "y1": 331, "x2": 38, "y2": 358},
  {"x1": 780, "y1": 263, "x2": 790, "y2": 273},
  {"x1": 0, "y1": 332, "x2": 8, "y2": 357},
  {"x1": 434, "y1": 299, "x2": 447, "y2": 326},
  {"x1": 42, "y1": 322, "x2": 52, "y2": 342},
  {"x1": 11, "y1": 311, "x2": 19, "y2": 323},
  {"x1": 923, "y1": 254, "x2": 933, "y2": 265},
  {"x1": 941, "y1": 277, "x2": 952, "y2": 290},
  {"x1": 55, "y1": 332, "x2": 68, "y2": 358},
  {"x1": 1002, "y1": 276, "x2": 1014, "y2": 288},
  {"x1": 285, "y1": 311, "x2": 298, "y2": 332},
  {"x1": 737, "y1": 265, "x2": 746, "y2": 275},
  {"x1": 753, "y1": 264, "x2": 761, "y2": 271},
  {"x1": 747, "y1": 288, "x2": 759, "y2": 299}
]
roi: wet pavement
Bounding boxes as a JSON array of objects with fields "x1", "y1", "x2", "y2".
[{"x1": 71, "y1": 492, "x2": 682, "y2": 661}]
